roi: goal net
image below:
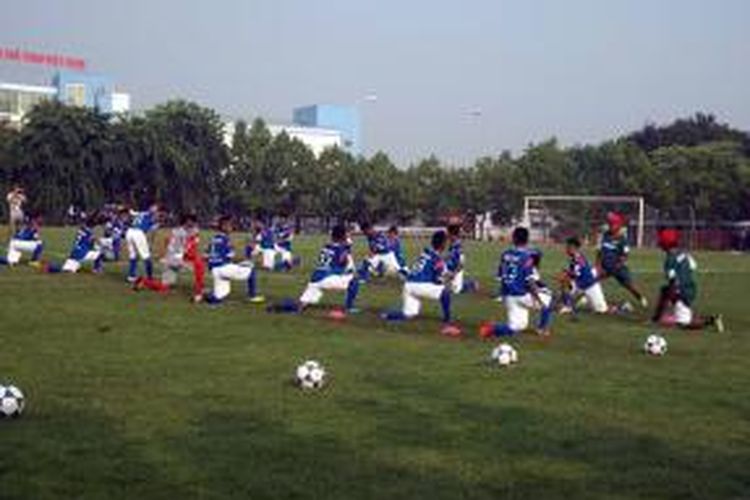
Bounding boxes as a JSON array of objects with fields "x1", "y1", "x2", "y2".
[{"x1": 522, "y1": 195, "x2": 646, "y2": 248}]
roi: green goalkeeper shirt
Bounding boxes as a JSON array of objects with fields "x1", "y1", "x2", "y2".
[{"x1": 664, "y1": 251, "x2": 697, "y2": 305}]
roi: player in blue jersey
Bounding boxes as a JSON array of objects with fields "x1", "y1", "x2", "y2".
[
  {"x1": 268, "y1": 224, "x2": 360, "y2": 316},
  {"x1": 100, "y1": 208, "x2": 127, "y2": 261},
  {"x1": 480, "y1": 227, "x2": 554, "y2": 338},
  {"x1": 358, "y1": 222, "x2": 407, "y2": 281},
  {"x1": 382, "y1": 230, "x2": 462, "y2": 337},
  {"x1": 125, "y1": 203, "x2": 161, "y2": 283},
  {"x1": 3, "y1": 214, "x2": 44, "y2": 266},
  {"x1": 445, "y1": 223, "x2": 478, "y2": 294},
  {"x1": 272, "y1": 219, "x2": 301, "y2": 271},
  {"x1": 204, "y1": 216, "x2": 265, "y2": 305},
  {"x1": 558, "y1": 236, "x2": 611, "y2": 314},
  {"x1": 255, "y1": 220, "x2": 278, "y2": 270},
  {"x1": 46, "y1": 216, "x2": 104, "y2": 273}
]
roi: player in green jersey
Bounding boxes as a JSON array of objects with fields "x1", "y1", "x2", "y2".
[
  {"x1": 596, "y1": 212, "x2": 648, "y2": 308},
  {"x1": 652, "y1": 228, "x2": 724, "y2": 332}
]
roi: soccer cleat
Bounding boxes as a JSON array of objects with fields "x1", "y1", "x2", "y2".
[
  {"x1": 346, "y1": 307, "x2": 361, "y2": 315},
  {"x1": 640, "y1": 296, "x2": 649, "y2": 308},
  {"x1": 131, "y1": 277, "x2": 145, "y2": 291},
  {"x1": 559, "y1": 305, "x2": 573, "y2": 315},
  {"x1": 441, "y1": 323, "x2": 463, "y2": 338},
  {"x1": 536, "y1": 328, "x2": 552, "y2": 338},
  {"x1": 714, "y1": 314, "x2": 725, "y2": 333},
  {"x1": 328, "y1": 309, "x2": 347, "y2": 321},
  {"x1": 28, "y1": 261, "x2": 42, "y2": 269},
  {"x1": 248, "y1": 295, "x2": 266, "y2": 304},
  {"x1": 192, "y1": 294, "x2": 203, "y2": 304},
  {"x1": 479, "y1": 321, "x2": 495, "y2": 340}
]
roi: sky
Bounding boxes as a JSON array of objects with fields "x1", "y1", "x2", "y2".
[{"x1": 2, "y1": 0, "x2": 749, "y2": 165}]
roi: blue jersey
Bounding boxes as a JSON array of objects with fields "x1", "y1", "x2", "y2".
[
  {"x1": 388, "y1": 236, "x2": 406, "y2": 268},
  {"x1": 207, "y1": 233, "x2": 234, "y2": 269},
  {"x1": 367, "y1": 231, "x2": 390, "y2": 255},
  {"x1": 258, "y1": 228, "x2": 275, "y2": 250},
  {"x1": 70, "y1": 227, "x2": 96, "y2": 260},
  {"x1": 497, "y1": 247, "x2": 536, "y2": 296},
  {"x1": 567, "y1": 252, "x2": 598, "y2": 290},
  {"x1": 446, "y1": 240, "x2": 464, "y2": 272},
  {"x1": 14, "y1": 225, "x2": 39, "y2": 241},
  {"x1": 406, "y1": 248, "x2": 446, "y2": 284},
  {"x1": 275, "y1": 224, "x2": 293, "y2": 250},
  {"x1": 310, "y1": 242, "x2": 352, "y2": 282},
  {"x1": 131, "y1": 211, "x2": 157, "y2": 233},
  {"x1": 104, "y1": 219, "x2": 125, "y2": 239}
]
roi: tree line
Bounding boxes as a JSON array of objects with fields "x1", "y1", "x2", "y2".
[{"x1": 0, "y1": 100, "x2": 748, "y2": 226}]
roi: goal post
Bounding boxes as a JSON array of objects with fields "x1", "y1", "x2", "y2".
[{"x1": 523, "y1": 195, "x2": 646, "y2": 248}]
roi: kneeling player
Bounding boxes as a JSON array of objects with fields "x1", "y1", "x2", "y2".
[
  {"x1": 204, "y1": 216, "x2": 265, "y2": 305},
  {"x1": 3, "y1": 214, "x2": 44, "y2": 266},
  {"x1": 382, "y1": 230, "x2": 461, "y2": 337},
  {"x1": 559, "y1": 236, "x2": 611, "y2": 314},
  {"x1": 269, "y1": 225, "x2": 360, "y2": 316},
  {"x1": 134, "y1": 214, "x2": 205, "y2": 302},
  {"x1": 46, "y1": 217, "x2": 103, "y2": 273},
  {"x1": 358, "y1": 222, "x2": 407, "y2": 281},
  {"x1": 480, "y1": 227, "x2": 553, "y2": 338},
  {"x1": 652, "y1": 229, "x2": 724, "y2": 332}
]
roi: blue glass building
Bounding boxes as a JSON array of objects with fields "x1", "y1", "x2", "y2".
[{"x1": 293, "y1": 104, "x2": 361, "y2": 155}]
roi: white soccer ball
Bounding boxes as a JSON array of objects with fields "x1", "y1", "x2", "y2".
[
  {"x1": 0, "y1": 384, "x2": 25, "y2": 418},
  {"x1": 644, "y1": 334, "x2": 668, "y2": 357},
  {"x1": 491, "y1": 343, "x2": 519, "y2": 367},
  {"x1": 295, "y1": 360, "x2": 327, "y2": 390}
]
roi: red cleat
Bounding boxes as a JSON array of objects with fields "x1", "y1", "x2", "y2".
[
  {"x1": 328, "y1": 309, "x2": 347, "y2": 321},
  {"x1": 441, "y1": 323, "x2": 463, "y2": 338},
  {"x1": 479, "y1": 321, "x2": 495, "y2": 340}
]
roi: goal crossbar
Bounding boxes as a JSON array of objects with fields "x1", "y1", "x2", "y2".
[{"x1": 523, "y1": 195, "x2": 645, "y2": 248}]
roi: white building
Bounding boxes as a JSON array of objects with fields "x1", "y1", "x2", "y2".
[{"x1": 224, "y1": 121, "x2": 343, "y2": 158}]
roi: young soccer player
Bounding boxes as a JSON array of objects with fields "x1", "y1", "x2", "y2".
[
  {"x1": 100, "y1": 208, "x2": 127, "y2": 261},
  {"x1": 134, "y1": 214, "x2": 205, "y2": 302},
  {"x1": 3, "y1": 214, "x2": 44, "y2": 266},
  {"x1": 269, "y1": 224, "x2": 360, "y2": 316},
  {"x1": 382, "y1": 230, "x2": 461, "y2": 337},
  {"x1": 358, "y1": 222, "x2": 406, "y2": 281},
  {"x1": 651, "y1": 228, "x2": 724, "y2": 332},
  {"x1": 480, "y1": 227, "x2": 554, "y2": 338},
  {"x1": 125, "y1": 204, "x2": 161, "y2": 283},
  {"x1": 597, "y1": 212, "x2": 648, "y2": 308},
  {"x1": 559, "y1": 236, "x2": 610, "y2": 314},
  {"x1": 46, "y1": 217, "x2": 103, "y2": 273},
  {"x1": 256, "y1": 220, "x2": 278, "y2": 270},
  {"x1": 274, "y1": 219, "x2": 299, "y2": 271},
  {"x1": 204, "y1": 216, "x2": 265, "y2": 305},
  {"x1": 445, "y1": 223, "x2": 478, "y2": 294}
]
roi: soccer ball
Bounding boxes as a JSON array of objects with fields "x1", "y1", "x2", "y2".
[
  {"x1": 295, "y1": 360, "x2": 327, "y2": 390},
  {"x1": 491, "y1": 343, "x2": 519, "y2": 367},
  {"x1": 644, "y1": 334, "x2": 668, "y2": 356},
  {"x1": 0, "y1": 385, "x2": 25, "y2": 418}
]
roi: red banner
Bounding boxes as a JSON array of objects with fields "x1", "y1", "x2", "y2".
[{"x1": 0, "y1": 47, "x2": 86, "y2": 71}]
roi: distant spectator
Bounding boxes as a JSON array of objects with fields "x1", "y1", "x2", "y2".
[{"x1": 6, "y1": 185, "x2": 26, "y2": 236}]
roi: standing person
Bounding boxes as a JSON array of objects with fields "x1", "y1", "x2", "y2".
[
  {"x1": 480, "y1": 227, "x2": 554, "y2": 339},
  {"x1": 134, "y1": 214, "x2": 205, "y2": 303},
  {"x1": 381, "y1": 230, "x2": 462, "y2": 337},
  {"x1": 6, "y1": 186, "x2": 26, "y2": 238},
  {"x1": 445, "y1": 223, "x2": 478, "y2": 294},
  {"x1": 100, "y1": 208, "x2": 127, "y2": 262},
  {"x1": 596, "y1": 212, "x2": 648, "y2": 308},
  {"x1": 652, "y1": 228, "x2": 724, "y2": 332},
  {"x1": 256, "y1": 220, "x2": 278, "y2": 271},
  {"x1": 274, "y1": 219, "x2": 299, "y2": 271},
  {"x1": 125, "y1": 203, "x2": 161, "y2": 283},
  {"x1": 204, "y1": 216, "x2": 265, "y2": 305}
]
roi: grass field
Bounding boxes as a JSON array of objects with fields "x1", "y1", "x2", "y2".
[{"x1": 0, "y1": 227, "x2": 748, "y2": 499}]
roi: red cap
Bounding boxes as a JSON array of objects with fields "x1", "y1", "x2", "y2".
[
  {"x1": 606, "y1": 212, "x2": 625, "y2": 230},
  {"x1": 657, "y1": 229, "x2": 680, "y2": 250}
]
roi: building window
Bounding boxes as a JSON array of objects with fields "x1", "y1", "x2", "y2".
[
  {"x1": 66, "y1": 83, "x2": 86, "y2": 107},
  {"x1": 0, "y1": 89, "x2": 18, "y2": 114}
]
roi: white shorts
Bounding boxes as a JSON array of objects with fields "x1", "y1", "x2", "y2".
[
  {"x1": 125, "y1": 228, "x2": 150, "y2": 260},
  {"x1": 583, "y1": 282, "x2": 608, "y2": 313},
  {"x1": 212, "y1": 263, "x2": 253, "y2": 300},
  {"x1": 368, "y1": 252, "x2": 403, "y2": 275},
  {"x1": 402, "y1": 282, "x2": 446, "y2": 318},
  {"x1": 274, "y1": 245, "x2": 292, "y2": 263},
  {"x1": 300, "y1": 274, "x2": 354, "y2": 305},
  {"x1": 505, "y1": 292, "x2": 553, "y2": 332},
  {"x1": 674, "y1": 300, "x2": 693, "y2": 325},
  {"x1": 7, "y1": 239, "x2": 41, "y2": 265},
  {"x1": 261, "y1": 248, "x2": 277, "y2": 270},
  {"x1": 9, "y1": 208, "x2": 23, "y2": 224},
  {"x1": 62, "y1": 250, "x2": 100, "y2": 273}
]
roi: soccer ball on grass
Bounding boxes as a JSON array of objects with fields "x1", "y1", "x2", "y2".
[
  {"x1": 644, "y1": 334, "x2": 668, "y2": 357},
  {"x1": 490, "y1": 344, "x2": 519, "y2": 367},
  {"x1": 295, "y1": 360, "x2": 327, "y2": 390},
  {"x1": 0, "y1": 385, "x2": 25, "y2": 418}
]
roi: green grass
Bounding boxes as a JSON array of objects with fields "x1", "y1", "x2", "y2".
[{"x1": 0, "y1": 227, "x2": 748, "y2": 499}]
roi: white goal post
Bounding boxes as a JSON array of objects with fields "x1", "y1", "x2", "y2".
[{"x1": 523, "y1": 195, "x2": 646, "y2": 248}]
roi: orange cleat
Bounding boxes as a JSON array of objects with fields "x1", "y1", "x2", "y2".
[
  {"x1": 479, "y1": 321, "x2": 495, "y2": 340},
  {"x1": 441, "y1": 323, "x2": 463, "y2": 338}
]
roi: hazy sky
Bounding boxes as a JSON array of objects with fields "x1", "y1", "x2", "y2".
[{"x1": 2, "y1": 0, "x2": 749, "y2": 165}]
